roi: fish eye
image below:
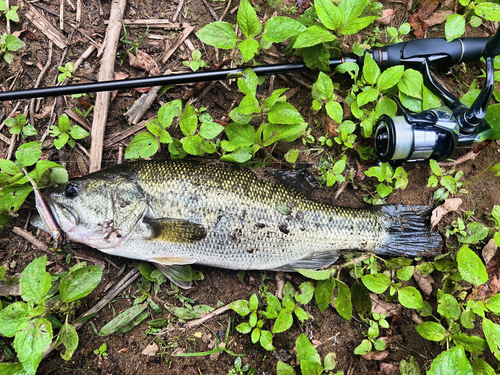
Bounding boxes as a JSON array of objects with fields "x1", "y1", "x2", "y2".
[{"x1": 65, "y1": 183, "x2": 78, "y2": 198}]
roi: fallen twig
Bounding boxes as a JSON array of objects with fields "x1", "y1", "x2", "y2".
[
  {"x1": 89, "y1": 0, "x2": 126, "y2": 173},
  {"x1": 161, "y1": 24, "x2": 195, "y2": 64},
  {"x1": 200, "y1": 0, "x2": 219, "y2": 21},
  {"x1": 103, "y1": 118, "x2": 149, "y2": 148},
  {"x1": 104, "y1": 19, "x2": 188, "y2": 28},
  {"x1": 12, "y1": 226, "x2": 52, "y2": 254},
  {"x1": 24, "y1": 4, "x2": 68, "y2": 49},
  {"x1": 184, "y1": 305, "x2": 232, "y2": 329},
  {"x1": 173, "y1": 0, "x2": 185, "y2": 22}
]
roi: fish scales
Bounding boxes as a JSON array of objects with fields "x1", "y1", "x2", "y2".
[{"x1": 31, "y1": 160, "x2": 443, "y2": 287}]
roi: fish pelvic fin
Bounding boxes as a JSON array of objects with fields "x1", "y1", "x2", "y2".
[
  {"x1": 153, "y1": 263, "x2": 200, "y2": 290},
  {"x1": 144, "y1": 218, "x2": 207, "y2": 243},
  {"x1": 375, "y1": 205, "x2": 443, "y2": 258},
  {"x1": 271, "y1": 251, "x2": 340, "y2": 272}
]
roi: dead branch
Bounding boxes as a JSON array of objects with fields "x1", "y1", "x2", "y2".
[
  {"x1": 184, "y1": 305, "x2": 232, "y2": 329},
  {"x1": 103, "y1": 119, "x2": 149, "y2": 147},
  {"x1": 24, "y1": 4, "x2": 68, "y2": 49},
  {"x1": 12, "y1": 227, "x2": 52, "y2": 254}
]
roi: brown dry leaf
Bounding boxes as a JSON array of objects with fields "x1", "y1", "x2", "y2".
[
  {"x1": 370, "y1": 293, "x2": 402, "y2": 318},
  {"x1": 476, "y1": 254, "x2": 500, "y2": 299},
  {"x1": 425, "y1": 10, "x2": 454, "y2": 27},
  {"x1": 362, "y1": 350, "x2": 389, "y2": 361},
  {"x1": 128, "y1": 50, "x2": 160, "y2": 75},
  {"x1": 33, "y1": 105, "x2": 53, "y2": 120},
  {"x1": 482, "y1": 238, "x2": 498, "y2": 265},
  {"x1": 408, "y1": 13, "x2": 426, "y2": 38},
  {"x1": 413, "y1": 267, "x2": 434, "y2": 298},
  {"x1": 375, "y1": 9, "x2": 396, "y2": 25},
  {"x1": 114, "y1": 72, "x2": 129, "y2": 80},
  {"x1": 417, "y1": 0, "x2": 441, "y2": 19},
  {"x1": 117, "y1": 348, "x2": 128, "y2": 353},
  {"x1": 142, "y1": 342, "x2": 159, "y2": 357},
  {"x1": 438, "y1": 150, "x2": 477, "y2": 167},
  {"x1": 431, "y1": 198, "x2": 463, "y2": 228},
  {"x1": 379, "y1": 363, "x2": 399, "y2": 375}
]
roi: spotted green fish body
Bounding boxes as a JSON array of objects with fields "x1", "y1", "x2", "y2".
[{"x1": 31, "y1": 160, "x2": 442, "y2": 287}]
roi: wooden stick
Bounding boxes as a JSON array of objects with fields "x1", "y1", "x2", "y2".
[
  {"x1": 184, "y1": 305, "x2": 231, "y2": 329},
  {"x1": 6, "y1": 133, "x2": 16, "y2": 160},
  {"x1": 173, "y1": 0, "x2": 185, "y2": 22},
  {"x1": 12, "y1": 227, "x2": 52, "y2": 254},
  {"x1": 76, "y1": 0, "x2": 81, "y2": 24},
  {"x1": 200, "y1": 0, "x2": 219, "y2": 21},
  {"x1": 125, "y1": 86, "x2": 162, "y2": 124},
  {"x1": 6, "y1": 0, "x2": 10, "y2": 34},
  {"x1": 60, "y1": 0, "x2": 64, "y2": 30},
  {"x1": 103, "y1": 119, "x2": 149, "y2": 147},
  {"x1": 89, "y1": 0, "x2": 126, "y2": 173},
  {"x1": 24, "y1": 4, "x2": 68, "y2": 49},
  {"x1": 104, "y1": 19, "x2": 188, "y2": 28},
  {"x1": 161, "y1": 24, "x2": 195, "y2": 64}
]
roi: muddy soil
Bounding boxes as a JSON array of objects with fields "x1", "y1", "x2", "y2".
[{"x1": 1, "y1": 0, "x2": 499, "y2": 374}]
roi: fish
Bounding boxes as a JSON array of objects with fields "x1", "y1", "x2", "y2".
[{"x1": 30, "y1": 160, "x2": 443, "y2": 288}]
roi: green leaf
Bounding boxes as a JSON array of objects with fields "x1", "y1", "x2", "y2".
[
  {"x1": 427, "y1": 346, "x2": 472, "y2": 375},
  {"x1": 377, "y1": 183, "x2": 393, "y2": 198},
  {"x1": 237, "y1": 0, "x2": 262, "y2": 38},
  {"x1": 445, "y1": 14, "x2": 466, "y2": 42},
  {"x1": 471, "y1": 358, "x2": 495, "y2": 375},
  {"x1": 486, "y1": 292, "x2": 500, "y2": 314},
  {"x1": 99, "y1": 303, "x2": 149, "y2": 336},
  {"x1": 437, "y1": 293, "x2": 460, "y2": 321},
  {"x1": 324, "y1": 352, "x2": 336, "y2": 371},
  {"x1": 276, "y1": 361, "x2": 296, "y2": 375},
  {"x1": 423, "y1": 86, "x2": 441, "y2": 110},
  {"x1": 296, "y1": 333, "x2": 321, "y2": 365},
  {"x1": 399, "y1": 356, "x2": 421, "y2": 375},
  {"x1": 22, "y1": 124, "x2": 37, "y2": 137},
  {"x1": 236, "y1": 322, "x2": 252, "y2": 334},
  {"x1": 58, "y1": 113, "x2": 71, "y2": 132},
  {"x1": 55, "y1": 321, "x2": 78, "y2": 360},
  {"x1": 294, "y1": 306, "x2": 309, "y2": 321},
  {"x1": 339, "y1": 0, "x2": 368, "y2": 25},
  {"x1": 261, "y1": 16, "x2": 306, "y2": 43},
  {"x1": 182, "y1": 134, "x2": 206, "y2": 156},
  {"x1": 0, "y1": 363, "x2": 24, "y2": 374},
  {"x1": 284, "y1": 148, "x2": 299, "y2": 163},
  {"x1": 262, "y1": 122, "x2": 307, "y2": 146},
  {"x1": 475, "y1": 2, "x2": 500, "y2": 22},
  {"x1": 491, "y1": 205, "x2": 500, "y2": 227},
  {"x1": 453, "y1": 333, "x2": 486, "y2": 354},
  {"x1": 259, "y1": 329, "x2": 275, "y2": 351},
  {"x1": 335, "y1": 279, "x2": 351, "y2": 320},
  {"x1": 158, "y1": 99, "x2": 182, "y2": 128},
  {"x1": 375, "y1": 96, "x2": 397, "y2": 117},
  {"x1": 4, "y1": 34, "x2": 24, "y2": 52},
  {"x1": 457, "y1": 222, "x2": 489, "y2": 244},
  {"x1": 249, "y1": 293, "x2": 259, "y2": 311},
  {"x1": 220, "y1": 147, "x2": 253, "y2": 163},
  {"x1": 14, "y1": 318, "x2": 53, "y2": 375},
  {"x1": 397, "y1": 266, "x2": 414, "y2": 281},
  {"x1": 54, "y1": 132, "x2": 69, "y2": 149},
  {"x1": 15, "y1": 141, "x2": 42, "y2": 167},
  {"x1": 441, "y1": 175, "x2": 457, "y2": 194},
  {"x1": 0, "y1": 159, "x2": 20, "y2": 175},
  {"x1": 272, "y1": 309, "x2": 293, "y2": 333},
  {"x1": 238, "y1": 38, "x2": 260, "y2": 62},
  {"x1": 196, "y1": 22, "x2": 237, "y2": 49},
  {"x1": 159, "y1": 130, "x2": 173, "y2": 144},
  {"x1": 295, "y1": 281, "x2": 314, "y2": 305},
  {"x1": 350, "y1": 281, "x2": 372, "y2": 316},
  {"x1": 69, "y1": 125, "x2": 89, "y2": 140},
  {"x1": 415, "y1": 321, "x2": 447, "y2": 341},
  {"x1": 363, "y1": 53, "x2": 380, "y2": 86},
  {"x1": 357, "y1": 88, "x2": 378, "y2": 107},
  {"x1": 385, "y1": 257, "x2": 413, "y2": 269},
  {"x1": 268, "y1": 101, "x2": 304, "y2": 124},
  {"x1": 325, "y1": 101, "x2": 343, "y2": 124},
  {"x1": 312, "y1": 71, "x2": 334, "y2": 101},
  {"x1": 354, "y1": 339, "x2": 372, "y2": 355},
  {"x1": 456, "y1": 245, "x2": 488, "y2": 286},
  {"x1": 229, "y1": 300, "x2": 251, "y2": 316},
  {"x1": 429, "y1": 159, "x2": 443, "y2": 176},
  {"x1": 315, "y1": 277, "x2": 335, "y2": 313},
  {"x1": 251, "y1": 326, "x2": 260, "y2": 343},
  {"x1": 20, "y1": 255, "x2": 51, "y2": 305},
  {"x1": 199, "y1": 121, "x2": 224, "y2": 139},
  {"x1": 124, "y1": 132, "x2": 158, "y2": 159},
  {"x1": 293, "y1": 24, "x2": 335, "y2": 49},
  {"x1": 59, "y1": 265, "x2": 103, "y2": 303},
  {"x1": 361, "y1": 273, "x2": 390, "y2": 293},
  {"x1": 398, "y1": 69, "x2": 423, "y2": 99},
  {"x1": 398, "y1": 286, "x2": 423, "y2": 309},
  {"x1": 483, "y1": 318, "x2": 500, "y2": 361},
  {"x1": 314, "y1": 0, "x2": 342, "y2": 31},
  {"x1": 0, "y1": 302, "x2": 29, "y2": 337},
  {"x1": 399, "y1": 92, "x2": 423, "y2": 112},
  {"x1": 179, "y1": 103, "x2": 198, "y2": 136},
  {"x1": 377, "y1": 65, "x2": 404, "y2": 91}
]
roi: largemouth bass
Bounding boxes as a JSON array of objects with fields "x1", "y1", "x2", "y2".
[{"x1": 31, "y1": 160, "x2": 442, "y2": 288}]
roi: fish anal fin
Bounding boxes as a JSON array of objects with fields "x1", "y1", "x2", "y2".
[
  {"x1": 153, "y1": 263, "x2": 200, "y2": 290},
  {"x1": 144, "y1": 218, "x2": 207, "y2": 243},
  {"x1": 271, "y1": 251, "x2": 339, "y2": 272}
]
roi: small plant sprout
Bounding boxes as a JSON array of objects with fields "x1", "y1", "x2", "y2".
[
  {"x1": 57, "y1": 62, "x2": 75, "y2": 83},
  {"x1": 183, "y1": 49, "x2": 207, "y2": 71},
  {"x1": 427, "y1": 159, "x2": 467, "y2": 201},
  {"x1": 119, "y1": 24, "x2": 148, "y2": 64},
  {"x1": 0, "y1": 32, "x2": 24, "y2": 64},
  {"x1": 386, "y1": 23, "x2": 411, "y2": 43},
  {"x1": 49, "y1": 113, "x2": 90, "y2": 149},
  {"x1": 354, "y1": 312, "x2": 389, "y2": 355},
  {"x1": 227, "y1": 357, "x2": 256, "y2": 375},
  {"x1": 0, "y1": 1, "x2": 19, "y2": 22},
  {"x1": 94, "y1": 343, "x2": 108, "y2": 357},
  {"x1": 4, "y1": 113, "x2": 37, "y2": 137},
  {"x1": 363, "y1": 163, "x2": 408, "y2": 204}
]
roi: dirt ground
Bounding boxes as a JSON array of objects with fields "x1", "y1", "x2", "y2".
[{"x1": 1, "y1": 0, "x2": 500, "y2": 374}]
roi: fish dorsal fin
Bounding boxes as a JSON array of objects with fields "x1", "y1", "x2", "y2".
[
  {"x1": 152, "y1": 263, "x2": 199, "y2": 289},
  {"x1": 144, "y1": 218, "x2": 207, "y2": 243}
]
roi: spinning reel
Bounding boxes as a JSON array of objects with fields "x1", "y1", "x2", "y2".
[{"x1": 372, "y1": 28, "x2": 500, "y2": 162}]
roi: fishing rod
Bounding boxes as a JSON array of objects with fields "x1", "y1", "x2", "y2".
[{"x1": 1, "y1": 27, "x2": 499, "y2": 162}]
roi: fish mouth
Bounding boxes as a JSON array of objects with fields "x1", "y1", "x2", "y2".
[{"x1": 45, "y1": 196, "x2": 80, "y2": 233}]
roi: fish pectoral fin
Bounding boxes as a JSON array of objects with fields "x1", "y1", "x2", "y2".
[
  {"x1": 144, "y1": 217, "x2": 207, "y2": 243},
  {"x1": 270, "y1": 251, "x2": 340, "y2": 272},
  {"x1": 152, "y1": 263, "x2": 200, "y2": 290}
]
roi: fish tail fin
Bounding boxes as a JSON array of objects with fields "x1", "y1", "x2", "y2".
[
  {"x1": 153, "y1": 263, "x2": 197, "y2": 289},
  {"x1": 374, "y1": 205, "x2": 443, "y2": 258}
]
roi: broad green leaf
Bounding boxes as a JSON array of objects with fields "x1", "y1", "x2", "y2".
[
  {"x1": 456, "y1": 245, "x2": 488, "y2": 286},
  {"x1": 429, "y1": 159, "x2": 442, "y2": 176},
  {"x1": 251, "y1": 327, "x2": 260, "y2": 343},
  {"x1": 457, "y1": 222, "x2": 489, "y2": 244},
  {"x1": 262, "y1": 122, "x2": 307, "y2": 146},
  {"x1": 0, "y1": 302, "x2": 29, "y2": 337},
  {"x1": 475, "y1": 2, "x2": 500, "y2": 22},
  {"x1": 15, "y1": 141, "x2": 42, "y2": 167},
  {"x1": 437, "y1": 293, "x2": 460, "y2": 320},
  {"x1": 377, "y1": 183, "x2": 393, "y2": 198},
  {"x1": 399, "y1": 356, "x2": 421, "y2": 375},
  {"x1": 158, "y1": 99, "x2": 182, "y2": 128},
  {"x1": 361, "y1": 273, "x2": 390, "y2": 293},
  {"x1": 293, "y1": 25, "x2": 335, "y2": 49},
  {"x1": 237, "y1": 68, "x2": 259, "y2": 96},
  {"x1": 485, "y1": 103, "x2": 500, "y2": 140},
  {"x1": 342, "y1": 16, "x2": 379, "y2": 35},
  {"x1": 350, "y1": 281, "x2": 371, "y2": 316},
  {"x1": 441, "y1": 175, "x2": 457, "y2": 194},
  {"x1": 276, "y1": 361, "x2": 296, "y2": 375},
  {"x1": 445, "y1": 14, "x2": 466, "y2": 41},
  {"x1": 0, "y1": 363, "x2": 24, "y2": 374},
  {"x1": 225, "y1": 123, "x2": 256, "y2": 147},
  {"x1": 230, "y1": 300, "x2": 251, "y2": 316},
  {"x1": 357, "y1": 88, "x2": 378, "y2": 107},
  {"x1": 14, "y1": 318, "x2": 53, "y2": 375},
  {"x1": 335, "y1": 279, "x2": 352, "y2": 320},
  {"x1": 385, "y1": 257, "x2": 412, "y2": 269},
  {"x1": 483, "y1": 318, "x2": 500, "y2": 361},
  {"x1": 5, "y1": 34, "x2": 24, "y2": 52},
  {"x1": 312, "y1": 71, "x2": 334, "y2": 101},
  {"x1": 124, "y1": 132, "x2": 158, "y2": 159},
  {"x1": 397, "y1": 266, "x2": 414, "y2": 281},
  {"x1": 354, "y1": 339, "x2": 372, "y2": 355},
  {"x1": 239, "y1": 38, "x2": 260, "y2": 62},
  {"x1": 375, "y1": 96, "x2": 397, "y2": 117},
  {"x1": 262, "y1": 88, "x2": 288, "y2": 110},
  {"x1": 55, "y1": 321, "x2": 79, "y2": 360},
  {"x1": 325, "y1": 101, "x2": 343, "y2": 123},
  {"x1": 272, "y1": 309, "x2": 293, "y2": 333},
  {"x1": 159, "y1": 130, "x2": 173, "y2": 144},
  {"x1": 261, "y1": 17, "x2": 306, "y2": 43},
  {"x1": 453, "y1": 333, "x2": 486, "y2": 354},
  {"x1": 58, "y1": 113, "x2": 71, "y2": 132},
  {"x1": 415, "y1": 321, "x2": 447, "y2": 341},
  {"x1": 491, "y1": 205, "x2": 500, "y2": 227},
  {"x1": 238, "y1": 94, "x2": 260, "y2": 114},
  {"x1": 0, "y1": 184, "x2": 33, "y2": 211},
  {"x1": 0, "y1": 159, "x2": 20, "y2": 175},
  {"x1": 471, "y1": 358, "x2": 495, "y2": 375},
  {"x1": 59, "y1": 265, "x2": 103, "y2": 303},
  {"x1": 54, "y1": 133, "x2": 69, "y2": 149},
  {"x1": 398, "y1": 69, "x2": 423, "y2": 99},
  {"x1": 99, "y1": 303, "x2": 148, "y2": 336},
  {"x1": 268, "y1": 101, "x2": 304, "y2": 124},
  {"x1": 20, "y1": 255, "x2": 51, "y2": 305},
  {"x1": 423, "y1": 86, "x2": 441, "y2": 110},
  {"x1": 315, "y1": 277, "x2": 335, "y2": 313},
  {"x1": 220, "y1": 147, "x2": 253, "y2": 163},
  {"x1": 179, "y1": 103, "x2": 198, "y2": 136},
  {"x1": 260, "y1": 329, "x2": 275, "y2": 351},
  {"x1": 284, "y1": 149, "x2": 299, "y2": 163},
  {"x1": 363, "y1": 53, "x2": 380, "y2": 85},
  {"x1": 324, "y1": 352, "x2": 336, "y2": 371},
  {"x1": 236, "y1": 322, "x2": 252, "y2": 334},
  {"x1": 196, "y1": 22, "x2": 238, "y2": 49},
  {"x1": 486, "y1": 292, "x2": 500, "y2": 314},
  {"x1": 69, "y1": 125, "x2": 89, "y2": 140},
  {"x1": 398, "y1": 286, "x2": 423, "y2": 309},
  {"x1": 339, "y1": 0, "x2": 368, "y2": 25},
  {"x1": 199, "y1": 121, "x2": 224, "y2": 139},
  {"x1": 294, "y1": 306, "x2": 309, "y2": 321},
  {"x1": 296, "y1": 333, "x2": 321, "y2": 364},
  {"x1": 237, "y1": 0, "x2": 262, "y2": 38},
  {"x1": 249, "y1": 293, "x2": 259, "y2": 311},
  {"x1": 427, "y1": 346, "x2": 472, "y2": 375},
  {"x1": 182, "y1": 134, "x2": 205, "y2": 156},
  {"x1": 314, "y1": 0, "x2": 342, "y2": 31},
  {"x1": 295, "y1": 281, "x2": 314, "y2": 305},
  {"x1": 399, "y1": 92, "x2": 423, "y2": 112},
  {"x1": 377, "y1": 65, "x2": 404, "y2": 91}
]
